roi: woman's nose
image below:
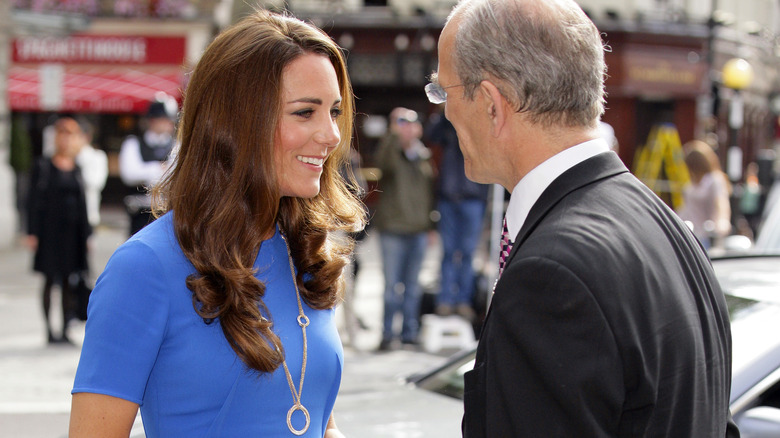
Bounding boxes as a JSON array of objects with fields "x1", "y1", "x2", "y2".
[{"x1": 316, "y1": 117, "x2": 341, "y2": 149}]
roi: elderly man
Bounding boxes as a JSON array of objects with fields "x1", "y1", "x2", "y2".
[{"x1": 429, "y1": 0, "x2": 738, "y2": 436}]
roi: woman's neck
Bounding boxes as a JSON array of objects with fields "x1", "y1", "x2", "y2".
[{"x1": 52, "y1": 154, "x2": 76, "y2": 171}]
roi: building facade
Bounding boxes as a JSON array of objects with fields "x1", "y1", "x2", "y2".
[
  {"x1": 8, "y1": 6, "x2": 216, "y2": 207},
  {"x1": 7, "y1": 0, "x2": 780, "y2": 214},
  {"x1": 252, "y1": 0, "x2": 780, "y2": 179}
]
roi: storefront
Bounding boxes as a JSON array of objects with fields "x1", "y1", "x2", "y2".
[
  {"x1": 600, "y1": 29, "x2": 709, "y2": 168},
  {"x1": 10, "y1": 34, "x2": 185, "y2": 112},
  {"x1": 9, "y1": 33, "x2": 188, "y2": 204},
  {"x1": 601, "y1": 25, "x2": 777, "y2": 177}
]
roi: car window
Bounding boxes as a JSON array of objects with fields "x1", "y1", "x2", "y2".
[
  {"x1": 414, "y1": 293, "x2": 780, "y2": 403},
  {"x1": 414, "y1": 353, "x2": 474, "y2": 400},
  {"x1": 725, "y1": 293, "x2": 780, "y2": 321},
  {"x1": 725, "y1": 292, "x2": 780, "y2": 414},
  {"x1": 756, "y1": 379, "x2": 780, "y2": 411},
  {"x1": 726, "y1": 294, "x2": 780, "y2": 371}
]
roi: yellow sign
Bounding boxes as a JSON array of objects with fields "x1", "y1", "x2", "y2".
[
  {"x1": 633, "y1": 124, "x2": 690, "y2": 210},
  {"x1": 628, "y1": 61, "x2": 697, "y2": 86}
]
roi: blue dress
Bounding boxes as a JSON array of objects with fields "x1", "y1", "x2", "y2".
[{"x1": 72, "y1": 213, "x2": 343, "y2": 437}]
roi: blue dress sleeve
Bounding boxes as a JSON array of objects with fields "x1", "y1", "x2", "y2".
[{"x1": 72, "y1": 239, "x2": 172, "y2": 405}]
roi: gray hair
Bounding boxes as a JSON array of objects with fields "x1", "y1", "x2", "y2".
[{"x1": 448, "y1": 0, "x2": 606, "y2": 128}]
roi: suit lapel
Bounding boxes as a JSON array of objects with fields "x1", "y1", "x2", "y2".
[
  {"x1": 479, "y1": 152, "x2": 629, "y2": 333},
  {"x1": 502, "y1": 152, "x2": 629, "y2": 279}
]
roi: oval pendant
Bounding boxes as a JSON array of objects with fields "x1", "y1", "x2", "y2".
[{"x1": 286, "y1": 404, "x2": 310, "y2": 436}]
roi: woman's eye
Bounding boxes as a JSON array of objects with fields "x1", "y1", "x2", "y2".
[
  {"x1": 293, "y1": 109, "x2": 314, "y2": 118},
  {"x1": 330, "y1": 107, "x2": 342, "y2": 119}
]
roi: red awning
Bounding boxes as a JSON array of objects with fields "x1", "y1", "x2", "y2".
[{"x1": 8, "y1": 64, "x2": 184, "y2": 113}]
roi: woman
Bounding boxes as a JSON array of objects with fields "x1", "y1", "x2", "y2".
[
  {"x1": 70, "y1": 10, "x2": 365, "y2": 437},
  {"x1": 678, "y1": 140, "x2": 732, "y2": 250},
  {"x1": 27, "y1": 116, "x2": 91, "y2": 344}
]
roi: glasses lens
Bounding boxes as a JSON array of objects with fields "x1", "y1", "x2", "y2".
[{"x1": 425, "y1": 83, "x2": 446, "y2": 104}]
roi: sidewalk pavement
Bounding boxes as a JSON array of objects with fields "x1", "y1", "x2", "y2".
[{"x1": 0, "y1": 206, "x2": 451, "y2": 437}]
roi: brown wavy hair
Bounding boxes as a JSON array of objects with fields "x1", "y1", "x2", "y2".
[{"x1": 151, "y1": 10, "x2": 366, "y2": 373}]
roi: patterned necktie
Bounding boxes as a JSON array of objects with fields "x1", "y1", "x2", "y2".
[{"x1": 499, "y1": 217, "x2": 513, "y2": 277}]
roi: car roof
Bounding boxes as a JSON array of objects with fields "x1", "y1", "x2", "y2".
[{"x1": 712, "y1": 255, "x2": 780, "y2": 303}]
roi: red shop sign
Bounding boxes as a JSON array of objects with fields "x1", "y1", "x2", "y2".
[{"x1": 12, "y1": 35, "x2": 186, "y2": 65}]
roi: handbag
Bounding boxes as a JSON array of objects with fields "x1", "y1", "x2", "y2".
[{"x1": 69, "y1": 271, "x2": 93, "y2": 321}]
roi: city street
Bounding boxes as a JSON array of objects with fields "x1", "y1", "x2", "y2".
[
  {"x1": 0, "y1": 207, "x2": 453, "y2": 437},
  {"x1": 7, "y1": 0, "x2": 780, "y2": 435}
]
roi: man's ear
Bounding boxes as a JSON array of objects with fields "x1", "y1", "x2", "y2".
[{"x1": 479, "y1": 80, "x2": 508, "y2": 137}]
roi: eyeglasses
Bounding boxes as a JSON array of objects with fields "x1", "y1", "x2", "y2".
[{"x1": 424, "y1": 82, "x2": 465, "y2": 104}]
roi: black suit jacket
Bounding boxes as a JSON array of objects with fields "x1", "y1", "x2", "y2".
[{"x1": 463, "y1": 153, "x2": 737, "y2": 437}]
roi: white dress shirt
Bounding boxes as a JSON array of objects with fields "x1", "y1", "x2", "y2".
[
  {"x1": 504, "y1": 139, "x2": 611, "y2": 241},
  {"x1": 76, "y1": 144, "x2": 108, "y2": 227},
  {"x1": 118, "y1": 131, "x2": 175, "y2": 187}
]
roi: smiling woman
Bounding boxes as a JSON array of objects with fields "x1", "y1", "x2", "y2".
[
  {"x1": 69, "y1": 9, "x2": 365, "y2": 438},
  {"x1": 276, "y1": 54, "x2": 343, "y2": 199}
]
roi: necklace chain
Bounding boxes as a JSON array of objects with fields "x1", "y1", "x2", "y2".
[{"x1": 280, "y1": 231, "x2": 310, "y2": 436}]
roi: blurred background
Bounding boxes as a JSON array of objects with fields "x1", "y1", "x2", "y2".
[
  {"x1": 3, "y1": 0, "x2": 780, "y2": 436},
  {"x1": 2, "y1": 0, "x2": 780, "y2": 243}
]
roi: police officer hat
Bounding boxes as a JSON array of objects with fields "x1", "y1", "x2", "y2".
[{"x1": 146, "y1": 92, "x2": 178, "y2": 121}]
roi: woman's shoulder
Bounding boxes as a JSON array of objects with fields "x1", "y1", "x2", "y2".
[
  {"x1": 98, "y1": 214, "x2": 192, "y2": 308},
  {"x1": 116, "y1": 213, "x2": 187, "y2": 266}
]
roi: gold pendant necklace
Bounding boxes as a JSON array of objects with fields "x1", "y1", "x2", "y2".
[{"x1": 280, "y1": 231, "x2": 310, "y2": 436}]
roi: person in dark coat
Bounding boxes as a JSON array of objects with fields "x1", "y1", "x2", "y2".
[
  {"x1": 26, "y1": 116, "x2": 91, "y2": 344},
  {"x1": 429, "y1": 0, "x2": 738, "y2": 436},
  {"x1": 373, "y1": 108, "x2": 436, "y2": 350},
  {"x1": 425, "y1": 111, "x2": 489, "y2": 320}
]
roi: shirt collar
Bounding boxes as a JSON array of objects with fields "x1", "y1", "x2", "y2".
[
  {"x1": 504, "y1": 138, "x2": 611, "y2": 240},
  {"x1": 144, "y1": 130, "x2": 172, "y2": 146}
]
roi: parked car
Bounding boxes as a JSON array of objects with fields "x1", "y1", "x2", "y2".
[
  {"x1": 716, "y1": 255, "x2": 780, "y2": 435},
  {"x1": 754, "y1": 192, "x2": 780, "y2": 253},
  {"x1": 335, "y1": 351, "x2": 464, "y2": 437},
  {"x1": 337, "y1": 255, "x2": 780, "y2": 437}
]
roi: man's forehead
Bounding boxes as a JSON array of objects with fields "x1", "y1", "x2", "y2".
[
  {"x1": 55, "y1": 119, "x2": 81, "y2": 133},
  {"x1": 436, "y1": 20, "x2": 458, "y2": 67}
]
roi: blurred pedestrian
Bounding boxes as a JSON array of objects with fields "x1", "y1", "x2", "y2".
[
  {"x1": 677, "y1": 139, "x2": 732, "y2": 249},
  {"x1": 373, "y1": 107, "x2": 436, "y2": 350},
  {"x1": 432, "y1": 0, "x2": 737, "y2": 436},
  {"x1": 42, "y1": 116, "x2": 108, "y2": 227},
  {"x1": 26, "y1": 116, "x2": 91, "y2": 344},
  {"x1": 737, "y1": 161, "x2": 762, "y2": 237},
  {"x1": 425, "y1": 110, "x2": 488, "y2": 320},
  {"x1": 119, "y1": 93, "x2": 178, "y2": 235},
  {"x1": 70, "y1": 10, "x2": 364, "y2": 437},
  {"x1": 75, "y1": 122, "x2": 108, "y2": 228}
]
